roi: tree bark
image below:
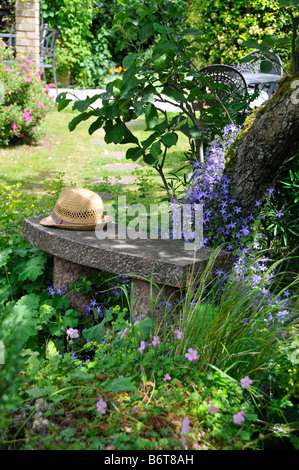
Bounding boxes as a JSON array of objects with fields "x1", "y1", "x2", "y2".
[{"x1": 226, "y1": 82, "x2": 299, "y2": 214}]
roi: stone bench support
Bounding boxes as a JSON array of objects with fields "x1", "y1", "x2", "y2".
[{"x1": 22, "y1": 218, "x2": 230, "y2": 319}]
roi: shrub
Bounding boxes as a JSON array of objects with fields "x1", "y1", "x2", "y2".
[
  {"x1": 188, "y1": 0, "x2": 291, "y2": 67},
  {"x1": 0, "y1": 43, "x2": 54, "y2": 146}
]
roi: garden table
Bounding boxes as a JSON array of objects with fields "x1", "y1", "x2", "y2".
[{"x1": 242, "y1": 72, "x2": 282, "y2": 97}]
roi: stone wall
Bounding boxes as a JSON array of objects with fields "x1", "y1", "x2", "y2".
[{"x1": 15, "y1": 0, "x2": 39, "y2": 68}]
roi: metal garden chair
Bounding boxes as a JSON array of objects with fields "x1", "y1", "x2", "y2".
[
  {"x1": 40, "y1": 24, "x2": 61, "y2": 92},
  {"x1": 193, "y1": 64, "x2": 248, "y2": 161}
]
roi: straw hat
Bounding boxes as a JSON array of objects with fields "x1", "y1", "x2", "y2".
[{"x1": 40, "y1": 187, "x2": 113, "y2": 231}]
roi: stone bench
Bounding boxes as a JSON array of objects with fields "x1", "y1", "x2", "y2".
[{"x1": 22, "y1": 217, "x2": 230, "y2": 319}]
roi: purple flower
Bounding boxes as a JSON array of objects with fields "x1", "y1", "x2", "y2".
[
  {"x1": 163, "y1": 373, "x2": 172, "y2": 382},
  {"x1": 181, "y1": 416, "x2": 190, "y2": 449},
  {"x1": 138, "y1": 341, "x2": 146, "y2": 354},
  {"x1": 96, "y1": 397, "x2": 107, "y2": 414},
  {"x1": 233, "y1": 410, "x2": 245, "y2": 425},
  {"x1": 174, "y1": 329, "x2": 183, "y2": 339},
  {"x1": 275, "y1": 209, "x2": 284, "y2": 218},
  {"x1": 208, "y1": 404, "x2": 219, "y2": 414},
  {"x1": 185, "y1": 348, "x2": 198, "y2": 362},
  {"x1": 120, "y1": 327, "x2": 129, "y2": 338},
  {"x1": 240, "y1": 376, "x2": 253, "y2": 389},
  {"x1": 66, "y1": 328, "x2": 79, "y2": 339},
  {"x1": 152, "y1": 336, "x2": 161, "y2": 347}
]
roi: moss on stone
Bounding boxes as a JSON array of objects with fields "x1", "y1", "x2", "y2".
[{"x1": 225, "y1": 76, "x2": 295, "y2": 168}]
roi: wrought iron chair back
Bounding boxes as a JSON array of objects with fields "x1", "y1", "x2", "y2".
[
  {"x1": 40, "y1": 24, "x2": 61, "y2": 92},
  {"x1": 195, "y1": 64, "x2": 248, "y2": 112},
  {"x1": 236, "y1": 50, "x2": 283, "y2": 76}
]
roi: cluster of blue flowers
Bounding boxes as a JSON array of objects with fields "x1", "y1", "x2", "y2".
[{"x1": 175, "y1": 124, "x2": 295, "y2": 328}]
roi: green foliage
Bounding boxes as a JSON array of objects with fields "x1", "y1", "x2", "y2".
[
  {"x1": 188, "y1": 0, "x2": 291, "y2": 68},
  {"x1": 241, "y1": 0, "x2": 299, "y2": 76},
  {"x1": 57, "y1": 0, "x2": 255, "y2": 199},
  {"x1": 255, "y1": 153, "x2": 299, "y2": 255},
  {"x1": 0, "y1": 44, "x2": 53, "y2": 146}
]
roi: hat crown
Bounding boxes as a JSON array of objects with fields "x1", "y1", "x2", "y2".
[{"x1": 54, "y1": 187, "x2": 104, "y2": 224}]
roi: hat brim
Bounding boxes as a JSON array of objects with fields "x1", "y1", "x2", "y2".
[{"x1": 39, "y1": 214, "x2": 113, "y2": 231}]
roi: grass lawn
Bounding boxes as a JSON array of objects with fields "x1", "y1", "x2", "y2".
[{"x1": 0, "y1": 108, "x2": 192, "y2": 206}]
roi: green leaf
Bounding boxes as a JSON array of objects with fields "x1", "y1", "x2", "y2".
[
  {"x1": 104, "y1": 121, "x2": 125, "y2": 144},
  {"x1": 143, "y1": 153, "x2": 159, "y2": 166},
  {"x1": 141, "y1": 132, "x2": 158, "y2": 150},
  {"x1": 153, "y1": 23, "x2": 175, "y2": 34},
  {"x1": 83, "y1": 323, "x2": 106, "y2": 342},
  {"x1": 105, "y1": 376, "x2": 136, "y2": 392},
  {"x1": 73, "y1": 95, "x2": 101, "y2": 112},
  {"x1": 68, "y1": 112, "x2": 91, "y2": 132},
  {"x1": 160, "y1": 132, "x2": 178, "y2": 148},
  {"x1": 46, "y1": 340, "x2": 58, "y2": 361},
  {"x1": 122, "y1": 53, "x2": 138, "y2": 69},
  {"x1": 150, "y1": 141, "x2": 161, "y2": 158},
  {"x1": 62, "y1": 309, "x2": 78, "y2": 328},
  {"x1": 260, "y1": 60, "x2": 274, "y2": 73},
  {"x1": 163, "y1": 87, "x2": 187, "y2": 103},
  {"x1": 139, "y1": 21, "x2": 155, "y2": 43},
  {"x1": 182, "y1": 28, "x2": 202, "y2": 36},
  {"x1": 26, "y1": 385, "x2": 56, "y2": 399},
  {"x1": 88, "y1": 117, "x2": 104, "y2": 135},
  {"x1": 0, "y1": 249, "x2": 12, "y2": 268},
  {"x1": 57, "y1": 99, "x2": 72, "y2": 112},
  {"x1": 135, "y1": 316, "x2": 153, "y2": 338},
  {"x1": 145, "y1": 103, "x2": 159, "y2": 129},
  {"x1": 17, "y1": 255, "x2": 46, "y2": 282},
  {"x1": 126, "y1": 147, "x2": 143, "y2": 161}
]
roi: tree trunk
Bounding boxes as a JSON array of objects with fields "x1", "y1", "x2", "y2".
[{"x1": 226, "y1": 79, "x2": 299, "y2": 214}]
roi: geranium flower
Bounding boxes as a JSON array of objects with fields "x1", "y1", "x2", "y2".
[
  {"x1": 240, "y1": 376, "x2": 253, "y2": 389},
  {"x1": 185, "y1": 348, "x2": 198, "y2": 362},
  {"x1": 96, "y1": 398, "x2": 107, "y2": 414},
  {"x1": 233, "y1": 410, "x2": 245, "y2": 425},
  {"x1": 23, "y1": 111, "x2": 32, "y2": 123}
]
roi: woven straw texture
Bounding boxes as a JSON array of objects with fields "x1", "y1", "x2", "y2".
[{"x1": 54, "y1": 187, "x2": 105, "y2": 224}]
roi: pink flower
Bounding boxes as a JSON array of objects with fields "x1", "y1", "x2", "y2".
[
  {"x1": 163, "y1": 373, "x2": 171, "y2": 382},
  {"x1": 120, "y1": 327, "x2": 129, "y2": 338},
  {"x1": 66, "y1": 328, "x2": 79, "y2": 339},
  {"x1": 2, "y1": 41, "x2": 6, "y2": 47},
  {"x1": 240, "y1": 376, "x2": 253, "y2": 389},
  {"x1": 233, "y1": 410, "x2": 245, "y2": 425},
  {"x1": 174, "y1": 329, "x2": 183, "y2": 339},
  {"x1": 23, "y1": 111, "x2": 32, "y2": 123},
  {"x1": 181, "y1": 416, "x2": 190, "y2": 449},
  {"x1": 96, "y1": 397, "x2": 107, "y2": 414},
  {"x1": 138, "y1": 340, "x2": 146, "y2": 354},
  {"x1": 45, "y1": 83, "x2": 55, "y2": 93},
  {"x1": 4, "y1": 65, "x2": 10, "y2": 72},
  {"x1": 20, "y1": 62, "x2": 27, "y2": 67},
  {"x1": 20, "y1": 133, "x2": 24, "y2": 138},
  {"x1": 24, "y1": 77, "x2": 32, "y2": 82},
  {"x1": 152, "y1": 336, "x2": 161, "y2": 347},
  {"x1": 185, "y1": 348, "x2": 198, "y2": 362},
  {"x1": 12, "y1": 123, "x2": 17, "y2": 131}
]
